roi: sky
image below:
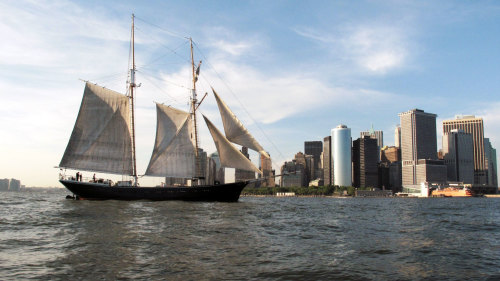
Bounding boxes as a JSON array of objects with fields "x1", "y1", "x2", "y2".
[{"x1": 1, "y1": 0, "x2": 500, "y2": 187}]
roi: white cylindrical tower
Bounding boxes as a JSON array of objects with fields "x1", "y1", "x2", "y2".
[{"x1": 332, "y1": 124, "x2": 352, "y2": 187}]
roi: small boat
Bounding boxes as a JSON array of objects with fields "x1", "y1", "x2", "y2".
[{"x1": 57, "y1": 15, "x2": 271, "y2": 201}]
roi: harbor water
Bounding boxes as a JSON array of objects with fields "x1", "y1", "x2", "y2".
[{"x1": 1, "y1": 189, "x2": 499, "y2": 280}]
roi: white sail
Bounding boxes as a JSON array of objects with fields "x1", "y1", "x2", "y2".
[
  {"x1": 59, "y1": 82, "x2": 133, "y2": 174},
  {"x1": 145, "y1": 104, "x2": 196, "y2": 178},
  {"x1": 203, "y1": 115, "x2": 261, "y2": 174},
  {"x1": 212, "y1": 88, "x2": 270, "y2": 158}
]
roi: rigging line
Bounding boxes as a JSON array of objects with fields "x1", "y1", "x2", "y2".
[
  {"x1": 138, "y1": 40, "x2": 189, "y2": 69},
  {"x1": 134, "y1": 16, "x2": 186, "y2": 40},
  {"x1": 138, "y1": 73, "x2": 184, "y2": 105},
  {"x1": 88, "y1": 71, "x2": 128, "y2": 83},
  {"x1": 192, "y1": 41, "x2": 287, "y2": 162},
  {"x1": 134, "y1": 26, "x2": 191, "y2": 66},
  {"x1": 136, "y1": 69, "x2": 191, "y2": 91}
]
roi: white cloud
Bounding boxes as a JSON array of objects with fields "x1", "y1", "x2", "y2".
[{"x1": 294, "y1": 23, "x2": 411, "y2": 75}]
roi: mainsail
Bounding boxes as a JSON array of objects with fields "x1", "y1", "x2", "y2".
[
  {"x1": 212, "y1": 88, "x2": 270, "y2": 158},
  {"x1": 59, "y1": 82, "x2": 133, "y2": 174},
  {"x1": 145, "y1": 103, "x2": 196, "y2": 178},
  {"x1": 203, "y1": 115, "x2": 261, "y2": 174}
]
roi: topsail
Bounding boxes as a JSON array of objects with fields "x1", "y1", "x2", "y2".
[
  {"x1": 59, "y1": 82, "x2": 133, "y2": 175},
  {"x1": 212, "y1": 88, "x2": 269, "y2": 158},
  {"x1": 145, "y1": 104, "x2": 196, "y2": 178},
  {"x1": 203, "y1": 115, "x2": 261, "y2": 174}
]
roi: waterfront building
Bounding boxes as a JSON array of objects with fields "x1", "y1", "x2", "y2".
[
  {"x1": 209, "y1": 151, "x2": 225, "y2": 184},
  {"x1": 259, "y1": 152, "x2": 275, "y2": 187},
  {"x1": 304, "y1": 141, "x2": 323, "y2": 179},
  {"x1": 380, "y1": 146, "x2": 401, "y2": 163},
  {"x1": 280, "y1": 160, "x2": 306, "y2": 187},
  {"x1": 305, "y1": 154, "x2": 314, "y2": 184},
  {"x1": 332, "y1": 124, "x2": 352, "y2": 187},
  {"x1": 395, "y1": 125, "x2": 401, "y2": 149},
  {"x1": 415, "y1": 159, "x2": 447, "y2": 184},
  {"x1": 442, "y1": 129, "x2": 474, "y2": 184},
  {"x1": 360, "y1": 124, "x2": 383, "y2": 160},
  {"x1": 399, "y1": 109, "x2": 438, "y2": 186},
  {"x1": 323, "y1": 136, "x2": 332, "y2": 186},
  {"x1": 379, "y1": 146, "x2": 402, "y2": 192},
  {"x1": 9, "y1": 178, "x2": 21, "y2": 191},
  {"x1": 235, "y1": 147, "x2": 256, "y2": 181},
  {"x1": 0, "y1": 179, "x2": 9, "y2": 191},
  {"x1": 352, "y1": 136, "x2": 379, "y2": 188},
  {"x1": 442, "y1": 115, "x2": 487, "y2": 184},
  {"x1": 484, "y1": 138, "x2": 498, "y2": 187}
]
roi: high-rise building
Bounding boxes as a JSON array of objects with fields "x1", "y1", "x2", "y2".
[
  {"x1": 352, "y1": 136, "x2": 379, "y2": 188},
  {"x1": 399, "y1": 109, "x2": 439, "y2": 186},
  {"x1": 484, "y1": 138, "x2": 498, "y2": 187},
  {"x1": 305, "y1": 154, "x2": 314, "y2": 183},
  {"x1": 395, "y1": 125, "x2": 401, "y2": 148},
  {"x1": 235, "y1": 147, "x2": 256, "y2": 182},
  {"x1": 415, "y1": 159, "x2": 447, "y2": 184},
  {"x1": 259, "y1": 153, "x2": 275, "y2": 187},
  {"x1": 294, "y1": 152, "x2": 310, "y2": 186},
  {"x1": 0, "y1": 179, "x2": 9, "y2": 191},
  {"x1": 304, "y1": 141, "x2": 323, "y2": 179},
  {"x1": 380, "y1": 146, "x2": 401, "y2": 163},
  {"x1": 379, "y1": 146, "x2": 402, "y2": 192},
  {"x1": 8, "y1": 179, "x2": 20, "y2": 191},
  {"x1": 209, "y1": 151, "x2": 225, "y2": 184},
  {"x1": 442, "y1": 115, "x2": 487, "y2": 184},
  {"x1": 280, "y1": 160, "x2": 306, "y2": 187},
  {"x1": 332, "y1": 124, "x2": 351, "y2": 187},
  {"x1": 442, "y1": 129, "x2": 474, "y2": 184},
  {"x1": 360, "y1": 125, "x2": 383, "y2": 160},
  {"x1": 323, "y1": 136, "x2": 332, "y2": 186}
]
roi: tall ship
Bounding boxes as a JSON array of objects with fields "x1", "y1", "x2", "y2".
[{"x1": 58, "y1": 15, "x2": 270, "y2": 201}]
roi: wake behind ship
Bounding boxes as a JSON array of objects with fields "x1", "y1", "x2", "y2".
[{"x1": 57, "y1": 15, "x2": 270, "y2": 201}]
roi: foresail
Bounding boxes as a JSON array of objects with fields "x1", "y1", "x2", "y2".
[
  {"x1": 145, "y1": 104, "x2": 196, "y2": 178},
  {"x1": 203, "y1": 115, "x2": 261, "y2": 174},
  {"x1": 59, "y1": 82, "x2": 133, "y2": 174},
  {"x1": 212, "y1": 88, "x2": 270, "y2": 158}
]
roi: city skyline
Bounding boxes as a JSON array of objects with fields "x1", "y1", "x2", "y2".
[{"x1": 2, "y1": 1, "x2": 500, "y2": 187}]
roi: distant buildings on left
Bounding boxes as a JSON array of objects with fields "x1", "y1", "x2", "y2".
[{"x1": 0, "y1": 178, "x2": 24, "y2": 191}]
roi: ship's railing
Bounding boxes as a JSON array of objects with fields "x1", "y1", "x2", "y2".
[{"x1": 59, "y1": 174, "x2": 114, "y2": 185}]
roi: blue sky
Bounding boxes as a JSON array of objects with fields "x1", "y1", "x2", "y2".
[{"x1": 1, "y1": 0, "x2": 500, "y2": 187}]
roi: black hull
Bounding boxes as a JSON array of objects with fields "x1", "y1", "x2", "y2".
[{"x1": 60, "y1": 180, "x2": 247, "y2": 202}]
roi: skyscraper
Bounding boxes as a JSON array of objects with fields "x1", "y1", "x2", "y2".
[
  {"x1": 209, "y1": 151, "x2": 225, "y2": 184},
  {"x1": 332, "y1": 124, "x2": 351, "y2": 187},
  {"x1": 304, "y1": 141, "x2": 323, "y2": 179},
  {"x1": 360, "y1": 124, "x2": 383, "y2": 156},
  {"x1": 442, "y1": 129, "x2": 474, "y2": 184},
  {"x1": 323, "y1": 136, "x2": 332, "y2": 186},
  {"x1": 484, "y1": 138, "x2": 498, "y2": 187},
  {"x1": 235, "y1": 147, "x2": 255, "y2": 181},
  {"x1": 399, "y1": 109, "x2": 439, "y2": 186},
  {"x1": 352, "y1": 136, "x2": 379, "y2": 188},
  {"x1": 259, "y1": 152, "x2": 275, "y2": 187},
  {"x1": 442, "y1": 115, "x2": 487, "y2": 184},
  {"x1": 395, "y1": 125, "x2": 401, "y2": 148},
  {"x1": 280, "y1": 160, "x2": 306, "y2": 187}
]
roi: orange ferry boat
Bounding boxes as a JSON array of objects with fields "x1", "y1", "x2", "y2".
[{"x1": 431, "y1": 187, "x2": 474, "y2": 197}]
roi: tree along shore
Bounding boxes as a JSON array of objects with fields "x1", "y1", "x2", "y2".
[{"x1": 242, "y1": 186, "x2": 374, "y2": 197}]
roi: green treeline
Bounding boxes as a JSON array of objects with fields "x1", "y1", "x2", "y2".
[{"x1": 242, "y1": 186, "x2": 373, "y2": 196}]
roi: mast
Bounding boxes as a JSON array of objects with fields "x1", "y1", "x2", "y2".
[
  {"x1": 190, "y1": 38, "x2": 199, "y2": 157},
  {"x1": 130, "y1": 14, "x2": 138, "y2": 185}
]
